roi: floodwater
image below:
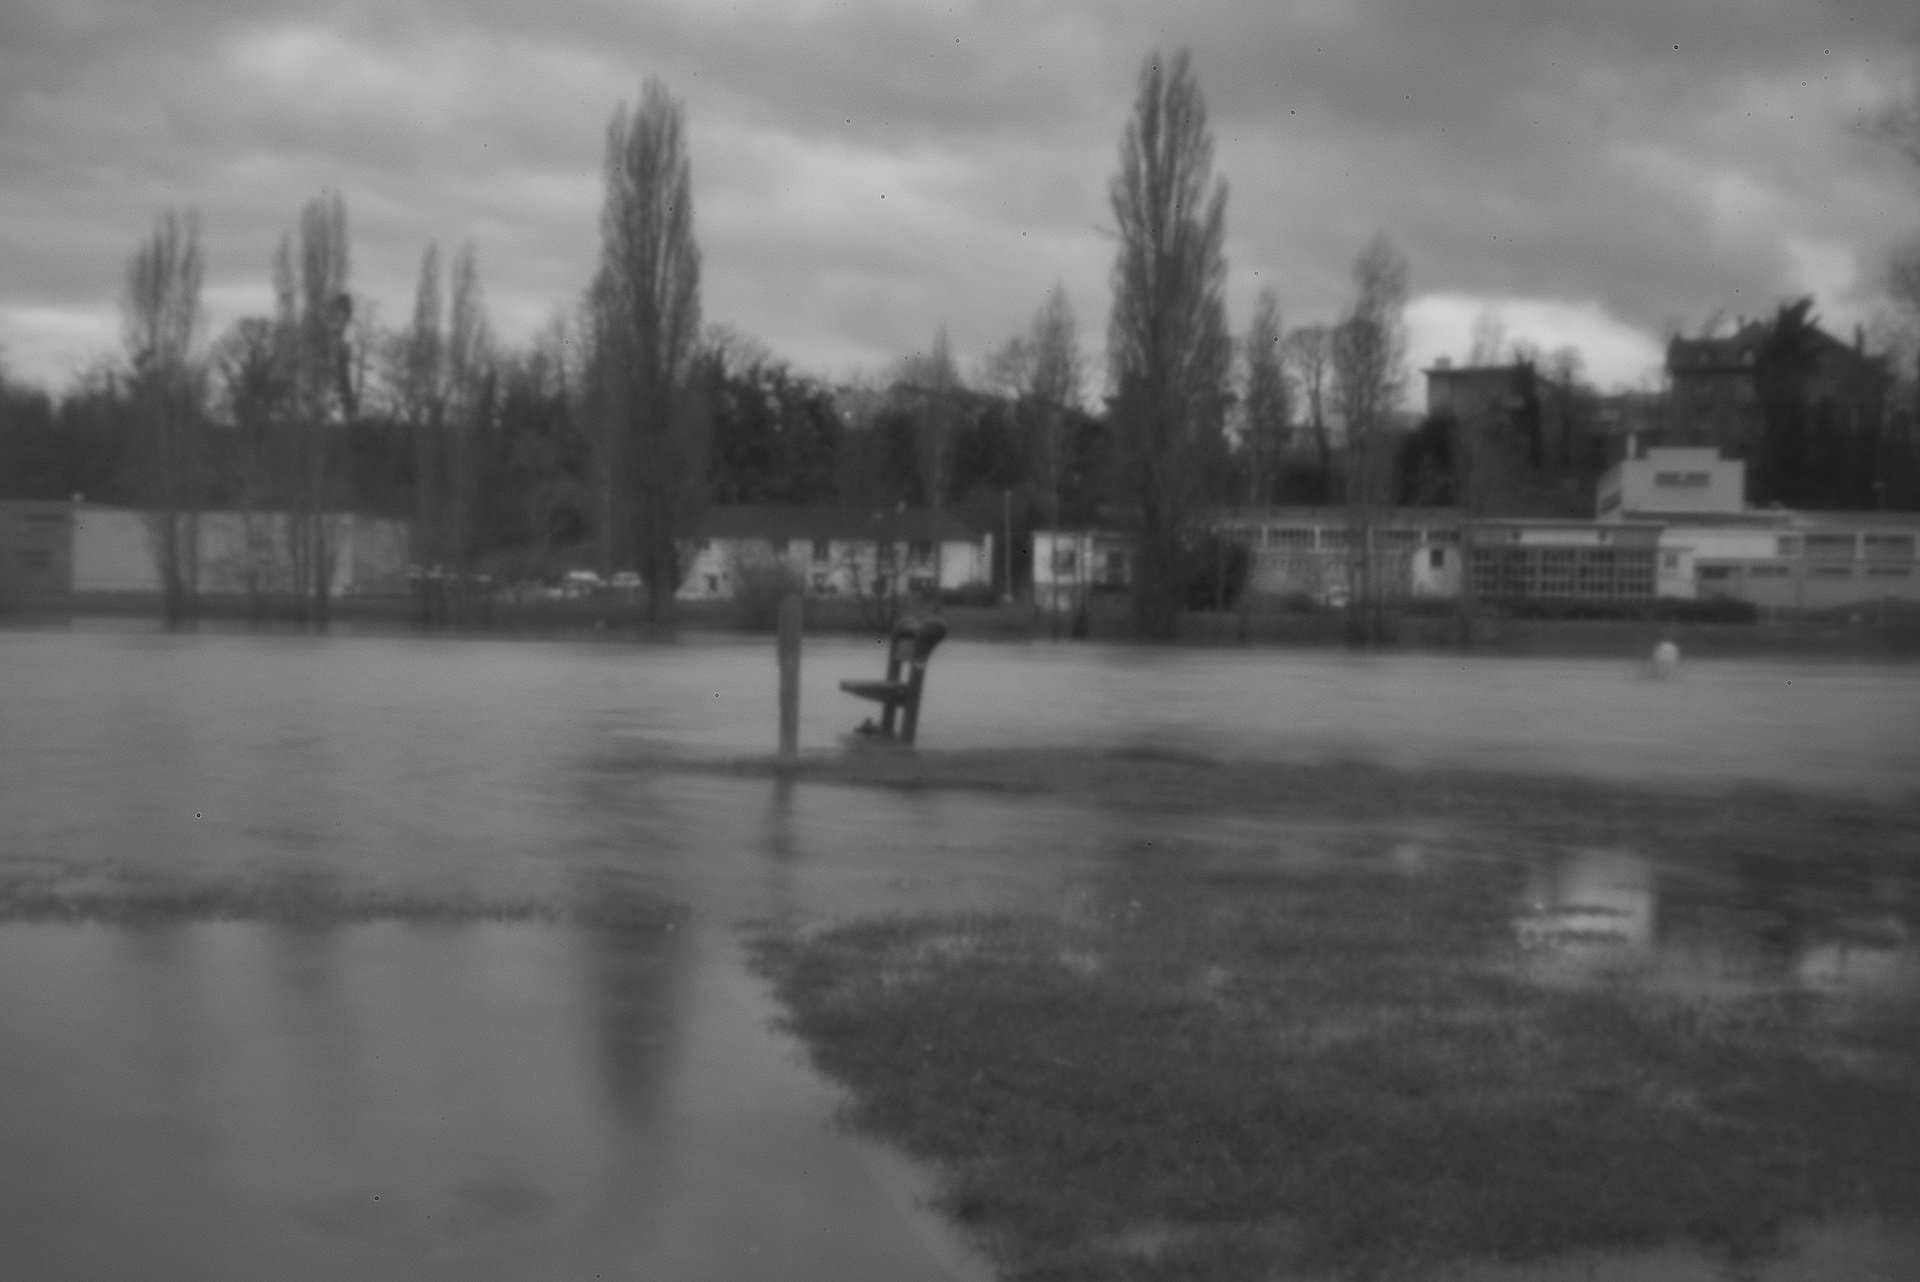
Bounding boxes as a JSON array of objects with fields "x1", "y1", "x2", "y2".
[{"x1": 2, "y1": 623, "x2": 1918, "y2": 1280}]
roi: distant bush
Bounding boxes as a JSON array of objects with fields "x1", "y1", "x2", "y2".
[
  {"x1": 1492, "y1": 596, "x2": 1758, "y2": 624},
  {"x1": 939, "y1": 581, "x2": 999, "y2": 608}
]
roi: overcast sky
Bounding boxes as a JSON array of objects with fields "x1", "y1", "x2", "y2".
[{"x1": 1, "y1": 0, "x2": 1915, "y2": 401}]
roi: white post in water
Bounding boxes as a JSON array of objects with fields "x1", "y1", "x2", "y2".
[
  {"x1": 1651, "y1": 640, "x2": 1680, "y2": 678},
  {"x1": 778, "y1": 592, "x2": 802, "y2": 762}
]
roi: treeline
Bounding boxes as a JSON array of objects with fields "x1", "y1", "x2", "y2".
[{"x1": 5, "y1": 49, "x2": 1919, "y2": 636}]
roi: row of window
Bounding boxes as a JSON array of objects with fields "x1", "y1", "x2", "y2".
[
  {"x1": 1776, "y1": 534, "x2": 1916, "y2": 560},
  {"x1": 1216, "y1": 525, "x2": 1454, "y2": 551},
  {"x1": 700, "y1": 537, "x2": 939, "y2": 563},
  {"x1": 1467, "y1": 548, "x2": 1657, "y2": 600},
  {"x1": 1700, "y1": 563, "x2": 1911, "y2": 581}
]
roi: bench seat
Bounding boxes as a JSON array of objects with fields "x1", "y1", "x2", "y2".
[{"x1": 839, "y1": 678, "x2": 911, "y2": 705}]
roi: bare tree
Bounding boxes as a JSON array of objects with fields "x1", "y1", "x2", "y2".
[
  {"x1": 892, "y1": 324, "x2": 964, "y2": 514},
  {"x1": 1107, "y1": 48, "x2": 1233, "y2": 639},
  {"x1": 983, "y1": 286, "x2": 1083, "y2": 618},
  {"x1": 211, "y1": 315, "x2": 294, "y2": 615},
  {"x1": 393, "y1": 241, "x2": 491, "y2": 615},
  {"x1": 444, "y1": 244, "x2": 491, "y2": 581},
  {"x1": 122, "y1": 209, "x2": 207, "y2": 625},
  {"x1": 1241, "y1": 288, "x2": 1289, "y2": 506},
  {"x1": 591, "y1": 77, "x2": 707, "y2": 621},
  {"x1": 273, "y1": 192, "x2": 354, "y2": 624},
  {"x1": 1543, "y1": 345, "x2": 1588, "y2": 471},
  {"x1": 1282, "y1": 323, "x2": 1335, "y2": 496},
  {"x1": 1467, "y1": 308, "x2": 1507, "y2": 366},
  {"x1": 397, "y1": 244, "x2": 447, "y2": 570},
  {"x1": 1331, "y1": 233, "x2": 1409, "y2": 645},
  {"x1": 1892, "y1": 241, "x2": 1920, "y2": 322}
]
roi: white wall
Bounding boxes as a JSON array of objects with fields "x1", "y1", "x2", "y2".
[
  {"x1": 677, "y1": 534, "x2": 989, "y2": 601},
  {"x1": 73, "y1": 507, "x2": 409, "y2": 596},
  {"x1": 1601, "y1": 447, "x2": 1745, "y2": 517}
]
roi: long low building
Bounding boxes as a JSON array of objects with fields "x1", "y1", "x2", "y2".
[
  {"x1": 678, "y1": 506, "x2": 993, "y2": 602},
  {"x1": 71, "y1": 505, "x2": 410, "y2": 597},
  {"x1": 1033, "y1": 446, "x2": 1920, "y2": 613}
]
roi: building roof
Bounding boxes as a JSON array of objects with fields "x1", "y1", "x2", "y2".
[
  {"x1": 692, "y1": 505, "x2": 983, "y2": 543},
  {"x1": 1208, "y1": 505, "x2": 1464, "y2": 526},
  {"x1": 1641, "y1": 508, "x2": 1920, "y2": 531}
]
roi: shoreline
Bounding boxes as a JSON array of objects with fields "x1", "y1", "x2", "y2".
[{"x1": 9, "y1": 591, "x2": 1920, "y2": 659}]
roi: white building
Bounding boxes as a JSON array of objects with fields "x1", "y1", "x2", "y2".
[
  {"x1": 678, "y1": 506, "x2": 992, "y2": 602},
  {"x1": 1032, "y1": 529, "x2": 1134, "y2": 612},
  {"x1": 1210, "y1": 508, "x2": 1461, "y2": 603},
  {"x1": 1598, "y1": 446, "x2": 1920, "y2": 607},
  {"x1": 1596, "y1": 446, "x2": 1745, "y2": 519}
]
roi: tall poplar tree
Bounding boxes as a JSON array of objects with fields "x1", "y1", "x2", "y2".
[
  {"x1": 591, "y1": 77, "x2": 706, "y2": 619},
  {"x1": 1106, "y1": 49, "x2": 1232, "y2": 639}
]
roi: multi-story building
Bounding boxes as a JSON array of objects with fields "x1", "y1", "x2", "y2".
[{"x1": 1665, "y1": 317, "x2": 1891, "y2": 460}]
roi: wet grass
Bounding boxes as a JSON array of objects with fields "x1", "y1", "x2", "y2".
[{"x1": 748, "y1": 753, "x2": 1920, "y2": 1281}]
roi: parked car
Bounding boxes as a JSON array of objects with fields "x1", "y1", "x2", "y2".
[{"x1": 561, "y1": 569, "x2": 606, "y2": 598}]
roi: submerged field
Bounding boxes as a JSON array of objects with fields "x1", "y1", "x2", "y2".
[{"x1": 745, "y1": 751, "x2": 1920, "y2": 1281}]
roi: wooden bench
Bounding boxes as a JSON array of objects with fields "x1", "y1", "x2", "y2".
[{"x1": 841, "y1": 616, "x2": 948, "y2": 745}]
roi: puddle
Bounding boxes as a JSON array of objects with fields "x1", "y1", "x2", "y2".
[{"x1": 1515, "y1": 847, "x2": 1919, "y2": 1001}]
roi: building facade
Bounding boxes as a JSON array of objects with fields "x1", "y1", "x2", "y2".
[
  {"x1": 1598, "y1": 446, "x2": 1920, "y2": 608},
  {"x1": 679, "y1": 506, "x2": 992, "y2": 602},
  {"x1": 72, "y1": 507, "x2": 411, "y2": 598},
  {"x1": 0, "y1": 500, "x2": 73, "y2": 613}
]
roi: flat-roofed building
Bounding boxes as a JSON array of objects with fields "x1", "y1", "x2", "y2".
[
  {"x1": 1597, "y1": 446, "x2": 1744, "y2": 519},
  {"x1": 0, "y1": 499, "x2": 73, "y2": 613}
]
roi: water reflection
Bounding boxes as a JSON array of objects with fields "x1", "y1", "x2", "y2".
[
  {"x1": 1516, "y1": 847, "x2": 1919, "y2": 1000},
  {"x1": 0, "y1": 920, "x2": 983, "y2": 1281}
]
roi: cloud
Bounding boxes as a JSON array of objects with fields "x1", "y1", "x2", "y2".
[{"x1": 1, "y1": 0, "x2": 1916, "y2": 398}]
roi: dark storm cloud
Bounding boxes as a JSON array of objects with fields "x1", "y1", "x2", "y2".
[{"x1": 1, "y1": 0, "x2": 1915, "y2": 391}]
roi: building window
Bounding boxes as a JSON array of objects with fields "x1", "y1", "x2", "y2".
[
  {"x1": 1805, "y1": 534, "x2": 1856, "y2": 559},
  {"x1": 1654, "y1": 471, "x2": 1710, "y2": 487},
  {"x1": 705, "y1": 574, "x2": 720, "y2": 593},
  {"x1": 1865, "y1": 566, "x2": 1911, "y2": 579},
  {"x1": 1053, "y1": 548, "x2": 1078, "y2": 575},
  {"x1": 1698, "y1": 565, "x2": 1735, "y2": 582},
  {"x1": 1661, "y1": 552, "x2": 1680, "y2": 571},
  {"x1": 1776, "y1": 536, "x2": 1800, "y2": 557},
  {"x1": 1428, "y1": 548, "x2": 1445, "y2": 570},
  {"x1": 908, "y1": 540, "x2": 934, "y2": 564},
  {"x1": 1270, "y1": 528, "x2": 1314, "y2": 549},
  {"x1": 1747, "y1": 565, "x2": 1789, "y2": 579},
  {"x1": 1811, "y1": 565, "x2": 1853, "y2": 579},
  {"x1": 812, "y1": 538, "x2": 831, "y2": 563},
  {"x1": 15, "y1": 548, "x2": 51, "y2": 570},
  {"x1": 1863, "y1": 535, "x2": 1915, "y2": 561},
  {"x1": 811, "y1": 571, "x2": 831, "y2": 591},
  {"x1": 1103, "y1": 549, "x2": 1128, "y2": 583},
  {"x1": 770, "y1": 538, "x2": 790, "y2": 556}
]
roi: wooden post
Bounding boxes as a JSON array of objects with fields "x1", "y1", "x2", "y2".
[{"x1": 777, "y1": 592, "x2": 801, "y2": 762}]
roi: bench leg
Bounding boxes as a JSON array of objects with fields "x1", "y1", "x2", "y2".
[{"x1": 899, "y1": 665, "x2": 926, "y2": 745}]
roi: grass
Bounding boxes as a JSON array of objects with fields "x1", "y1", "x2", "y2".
[{"x1": 747, "y1": 751, "x2": 1920, "y2": 1281}]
